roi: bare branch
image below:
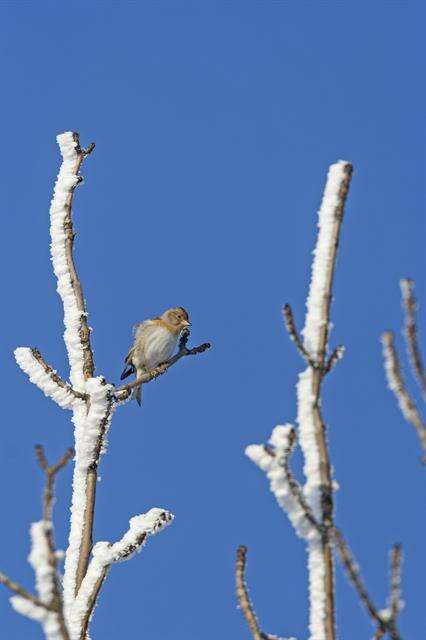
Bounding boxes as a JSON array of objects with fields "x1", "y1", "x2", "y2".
[
  {"x1": 400, "y1": 278, "x2": 426, "y2": 396},
  {"x1": 381, "y1": 330, "x2": 426, "y2": 459},
  {"x1": 235, "y1": 546, "x2": 267, "y2": 640},
  {"x1": 332, "y1": 529, "x2": 402, "y2": 639},
  {"x1": 388, "y1": 544, "x2": 402, "y2": 629},
  {"x1": 114, "y1": 328, "x2": 211, "y2": 401},
  {"x1": 282, "y1": 304, "x2": 314, "y2": 366},
  {"x1": 324, "y1": 345, "x2": 345, "y2": 373}
]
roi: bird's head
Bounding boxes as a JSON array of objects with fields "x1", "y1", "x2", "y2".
[{"x1": 161, "y1": 307, "x2": 191, "y2": 332}]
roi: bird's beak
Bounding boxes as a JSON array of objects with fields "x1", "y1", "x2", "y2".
[{"x1": 182, "y1": 320, "x2": 191, "y2": 327}]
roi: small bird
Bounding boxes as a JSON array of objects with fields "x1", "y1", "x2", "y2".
[{"x1": 120, "y1": 307, "x2": 191, "y2": 405}]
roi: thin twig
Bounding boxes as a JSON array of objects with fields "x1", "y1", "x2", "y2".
[
  {"x1": 324, "y1": 345, "x2": 345, "y2": 373},
  {"x1": 235, "y1": 546, "x2": 266, "y2": 640},
  {"x1": 282, "y1": 304, "x2": 315, "y2": 366},
  {"x1": 31, "y1": 349, "x2": 88, "y2": 401},
  {"x1": 332, "y1": 528, "x2": 384, "y2": 628},
  {"x1": 400, "y1": 278, "x2": 426, "y2": 397},
  {"x1": 381, "y1": 331, "x2": 426, "y2": 459},
  {"x1": 388, "y1": 544, "x2": 402, "y2": 630},
  {"x1": 0, "y1": 571, "x2": 57, "y2": 612},
  {"x1": 332, "y1": 529, "x2": 401, "y2": 639},
  {"x1": 114, "y1": 329, "x2": 211, "y2": 401}
]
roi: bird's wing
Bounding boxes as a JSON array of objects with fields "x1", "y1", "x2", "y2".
[{"x1": 133, "y1": 320, "x2": 154, "y2": 341}]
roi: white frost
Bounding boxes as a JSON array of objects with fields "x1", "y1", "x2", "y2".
[
  {"x1": 63, "y1": 377, "x2": 114, "y2": 616},
  {"x1": 302, "y1": 160, "x2": 350, "y2": 356},
  {"x1": 246, "y1": 425, "x2": 318, "y2": 541},
  {"x1": 50, "y1": 132, "x2": 85, "y2": 392},
  {"x1": 14, "y1": 348, "x2": 75, "y2": 410},
  {"x1": 68, "y1": 508, "x2": 173, "y2": 639}
]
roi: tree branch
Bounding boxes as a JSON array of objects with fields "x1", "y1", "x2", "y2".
[
  {"x1": 296, "y1": 161, "x2": 353, "y2": 640},
  {"x1": 235, "y1": 546, "x2": 285, "y2": 640},
  {"x1": 70, "y1": 509, "x2": 173, "y2": 640},
  {"x1": 332, "y1": 529, "x2": 402, "y2": 640},
  {"x1": 381, "y1": 330, "x2": 426, "y2": 460},
  {"x1": 113, "y1": 328, "x2": 211, "y2": 401},
  {"x1": 400, "y1": 279, "x2": 426, "y2": 397},
  {"x1": 0, "y1": 572, "x2": 57, "y2": 612},
  {"x1": 34, "y1": 446, "x2": 73, "y2": 640},
  {"x1": 388, "y1": 544, "x2": 402, "y2": 635},
  {"x1": 282, "y1": 303, "x2": 314, "y2": 366}
]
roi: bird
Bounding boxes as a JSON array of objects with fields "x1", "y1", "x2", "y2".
[{"x1": 120, "y1": 307, "x2": 191, "y2": 405}]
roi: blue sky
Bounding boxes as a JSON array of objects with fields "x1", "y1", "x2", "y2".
[{"x1": 0, "y1": 2, "x2": 424, "y2": 639}]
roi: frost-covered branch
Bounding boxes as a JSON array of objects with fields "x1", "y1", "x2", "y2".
[
  {"x1": 2, "y1": 447, "x2": 72, "y2": 640},
  {"x1": 71, "y1": 509, "x2": 173, "y2": 640},
  {"x1": 10, "y1": 131, "x2": 208, "y2": 639},
  {"x1": 246, "y1": 425, "x2": 319, "y2": 541},
  {"x1": 50, "y1": 133, "x2": 95, "y2": 390},
  {"x1": 246, "y1": 161, "x2": 353, "y2": 640},
  {"x1": 14, "y1": 348, "x2": 85, "y2": 409},
  {"x1": 381, "y1": 331, "x2": 426, "y2": 460},
  {"x1": 400, "y1": 279, "x2": 426, "y2": 397}
]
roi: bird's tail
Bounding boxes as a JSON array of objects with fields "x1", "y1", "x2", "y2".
[
  {"x1": 120, "y1": 363, "x2": 135, "y2": 380},
  {"x1": 132, "y1": 384, "x2": 142, "y2": 406}
]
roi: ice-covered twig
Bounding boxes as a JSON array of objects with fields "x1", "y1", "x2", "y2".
[
  {"x1": 235, "y1": 546, "x2": 291, "y2": 640},
  {"x1": 400, "y1": 279, "x2": 426, "y2": 397},
  {"x1": 246, "y1": 425, "x2": 319, "y2": 541},
  {"x1": 381, "y1": 331, "x2": 426, "y2": 460},
  {"x1": 14, "y1": 348, "x2": 85, "y2": 409},
  {"x1": 114, "y1": 328, "x2": 211, "y2": 401},
  {"x1": 70, "y1": 509, "x2": 173, "y2": 640}
]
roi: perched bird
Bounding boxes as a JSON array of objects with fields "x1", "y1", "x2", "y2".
[{"x1": 120, "y1": 307, "x2": 191, "y2": 405}]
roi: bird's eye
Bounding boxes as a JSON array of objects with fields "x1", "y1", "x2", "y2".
[{"x1": 177, "y1": 314, "x2": 182, "y2": 320}]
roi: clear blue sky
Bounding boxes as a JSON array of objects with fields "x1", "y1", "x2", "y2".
[{"x1": 0, "y1": 2, "x2": 424, "y2": 639}]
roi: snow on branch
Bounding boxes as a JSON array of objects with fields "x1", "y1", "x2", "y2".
[
  {"x1": 50, "y1": 132, "x2": 95, "y2": 391},
  {"x1": 2, "y1": 447, "x2": 72, "y2": 640},
  {"x1": 245, "y1": 161, "x2": 353, "y2": 640},
  {"x1": 70, "y1": 509, "x2": 173, "y2": 640},
  {"x1": 302, "y1": 161, "x2": 352, "y2": 360},
  {"x1": 381, "y1": 331, "x2": 426, "y2": 459},
  {"x1": 400, "y1": 278, "x2": 426, "y2": 397},
  {"x1": 8, "y1": 131, "x2": 209, "y2": 640},
  {"x1": 246, "y1": 425, "x2": 318, "y2": 541},
  {"x1": 14, "y1": 347, "x2": 85, "y2": 409}
]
